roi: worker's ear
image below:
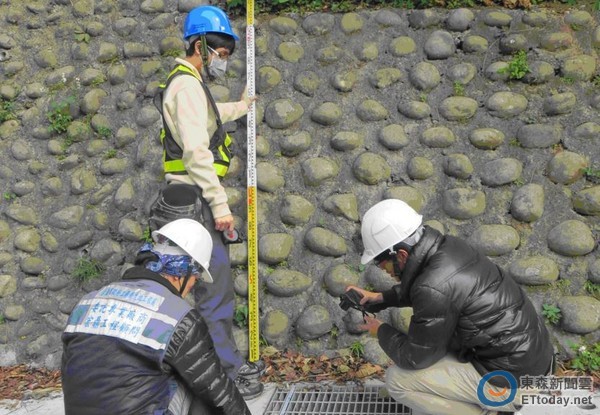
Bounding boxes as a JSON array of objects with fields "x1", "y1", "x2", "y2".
[{"x1": 397, "y1": 249, "x2": 409, "y2": 263}]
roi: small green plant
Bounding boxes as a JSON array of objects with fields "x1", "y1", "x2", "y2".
[
  {"x1": 72, "y1": 257, "x2": 105, "y2": 282},
  {"x1": 330, "y1": 0, "x2": 353, "y2": 12},
  {"x1": 561, "y1": 76, "x2": 575, "y2": 85},
  {"x1": 508, "y1": 138, "x2": 521, "y2": 147},
  {"x1": 142, "y1": 226, "x2": 153, "y2": 243},
  {"x1": 47, "y1": 97, "x2": 74, "y2": 134},
  {"x1": 3, "y1": 192, "x2": 16, "y2": 201},
  {"x1": 593, "y1": 75, "x2": 600, "y2": 87},
  {"x1": 584, "y1": 280, "x2": 600, "y2": 298},
  {"x1": 0, "y1": 98, "x2": 16, "y2": 123},
  {"x1": 74, "y1": 28, "x2": 91, "y2": 43},
  {"x1": 0, "y1": 314, "x2": 5, "y2": 325},
  {"x1": 89, "y1": 77, "x2": 105, "y2": 88},
  {"x1": 265, "y1": 267, "x2": 275, "y2": 275},
  {"x1": 541, "y1": 303, "x2": 561, "y2": 325},
  {"x1": 104, "y1": 149, "x2": 117, "y2": 159},
  {"x1": 419, "y1": 93, "x2": 428, "y2": 102},
  {"x1": 498, "y1": 50, "x2": 530, "y2": 80},
  {"x1": 568, "y1": 342, "x2": 600, "y2": 373},
  {"x1": 295, "y1": 337, "x2": 304, "y2": 349},
  {"x1": 364, "y1": 283, "x2": 375, "y2": 292},
  {"x1": 452, "y1": 81, "x2": 465, "y2": 97},
  {"x1": 330, "y1": 326, "x2": 339, "y2": 339},
  {"x1": 595, "y1": 0, "x2": 600, "y2": 11},
  {"x1": 358, "y1": 264, "x2": 366, "y2": 272},
  {"x1": 259, "y1": 334, "x2": 269, "y2": 347},
  {"x1": 581, "y1": 166, "x2": 600, "y2": 180},
  {"x1": 513, "y1": 177, "x2": 525, "y2": 186},
  {"x1": 234, "y1": 304, "x2": 248, "y2": 328},
  {"x1": 349, "y1": 341, "x2": 364, "y2": 358},
  {"x1": 553, "y1": 278, "x2": 571, "y2": 294}
]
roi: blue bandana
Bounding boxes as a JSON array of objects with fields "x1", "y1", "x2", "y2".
[{"x1": 138, "y1": 242, "x2": 200, "y2": 278}]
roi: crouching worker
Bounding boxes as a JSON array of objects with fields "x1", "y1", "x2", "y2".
[
  {"x1": 348, "y1": 199, "x2": 554, "y2": 415},
  {"x1": 61, "y1": 219, "x2": 251, "y2": 415}
]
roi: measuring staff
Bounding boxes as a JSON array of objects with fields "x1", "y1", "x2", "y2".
[{"x1": 246, "y1": 0, "x2": 260, "y2": 365}]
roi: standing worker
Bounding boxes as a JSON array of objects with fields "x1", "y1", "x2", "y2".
[
  {"x1": 62, "y1": 219, "x2": 252, "y2": 414},
  {"x1": 150, "y1": 5, "x2": 263, "y2": 399},
  {"x1": 347, "y1": 199, "x2": 554, "y2": 415}
]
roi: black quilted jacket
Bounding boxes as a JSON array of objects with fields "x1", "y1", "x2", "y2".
[
  {"x1": 62, "y1": 267, "x2": 250, "y2": 415},
  {"x1": 373, "y1": 227, "x2": 553, "y2": 387}
]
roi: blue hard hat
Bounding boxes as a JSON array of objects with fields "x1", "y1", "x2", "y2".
[{"x1": 183, "y1": 6, "x2": 239, "y2": 41}]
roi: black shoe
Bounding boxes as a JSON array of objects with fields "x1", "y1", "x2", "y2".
[
  {"x1": 234, "y1": 376, "x2": 264, "y2": 400},
  {"x1": 237, "y1": 360, "x2": 266, "y2": 380}
]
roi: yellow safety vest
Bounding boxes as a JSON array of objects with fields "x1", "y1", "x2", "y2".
[{"x1": 154, "y1": 64, "x2": 233, "y2": 178}]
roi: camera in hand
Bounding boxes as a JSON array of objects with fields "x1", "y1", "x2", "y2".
[{"x1": 339, "y1": 289, "x2": 366, "y2": 313}]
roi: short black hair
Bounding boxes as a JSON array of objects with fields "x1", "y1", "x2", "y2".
[{"x1": 186, "y1": 33, "x2": 236, "y2": 57}]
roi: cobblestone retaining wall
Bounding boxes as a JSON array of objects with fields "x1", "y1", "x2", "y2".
[{"x1": 0, "y1": 0, "x2": 598, "y2": 368}]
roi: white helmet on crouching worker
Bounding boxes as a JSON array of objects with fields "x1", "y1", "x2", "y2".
[
  {"x1": 360, "y1": 199, "x2": 423, "y2": 265},
  {"x1": 152, "y1": 218, "x2": 213, "y2": 293}
]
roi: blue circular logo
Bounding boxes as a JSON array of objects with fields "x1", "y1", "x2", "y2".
[{"x1": 477, "y1": 370, "x2": 518, "y2": 408}]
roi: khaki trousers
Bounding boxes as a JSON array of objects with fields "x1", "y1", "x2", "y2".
[{"x1": 385, "y1": 355, "x2": 523, "y2": 415}]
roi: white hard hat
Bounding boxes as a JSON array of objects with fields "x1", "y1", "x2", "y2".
[
  {"x1": 152, "y1": 218, "x2": 214, "y2": 283},
  {"x1": 360, "y1": 199, "x2": 423, "y2": 264}
]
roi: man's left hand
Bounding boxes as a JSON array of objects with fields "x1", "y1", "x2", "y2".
[{"x1": 357, "y1": 315, "x2": 383, "y2": 337}]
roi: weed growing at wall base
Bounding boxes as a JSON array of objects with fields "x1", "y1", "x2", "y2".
[
  {"x1": 349, "y1": 341, "x2": 364, "y2": 358},
  {"x1": 568, "y1": 342, "x2": 600, "y2": 373}
]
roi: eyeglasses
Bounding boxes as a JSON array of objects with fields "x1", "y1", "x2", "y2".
[{"x1": 208, "y1": 46, "x2": 230, "y2": 59}]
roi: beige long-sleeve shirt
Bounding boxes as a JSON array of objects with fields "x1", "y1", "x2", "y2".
[{"x1": 162, "y1": 58, "x2": 249, "y2": 219}]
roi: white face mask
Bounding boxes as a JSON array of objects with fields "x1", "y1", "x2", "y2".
[{"x1": 207, "y1": 47, "x2": 228, "y2": 78}]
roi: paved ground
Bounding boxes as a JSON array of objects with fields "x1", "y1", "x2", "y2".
[
  {"x1": 0, "y1": 384, "x2": 277, "y2": 415},
  {"x1": 0, "y1": 384, "x2": 597, "y2": 414}
]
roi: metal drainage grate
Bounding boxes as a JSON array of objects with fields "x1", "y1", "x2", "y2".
[{"x1": 263, "y1": 383, "x2": 412, "y2": 415}]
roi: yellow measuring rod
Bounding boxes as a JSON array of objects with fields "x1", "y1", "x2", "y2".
[{"x1": 246, "y1": 0, "x2": 259, "y2": 363}]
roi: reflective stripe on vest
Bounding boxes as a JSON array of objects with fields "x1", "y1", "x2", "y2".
[
  {"x1": 64, "y1": 279, "x2": 191, "y2": 356},
  {"x1": 156, "y1": 64, "x2": 232, "y2": 178}
]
